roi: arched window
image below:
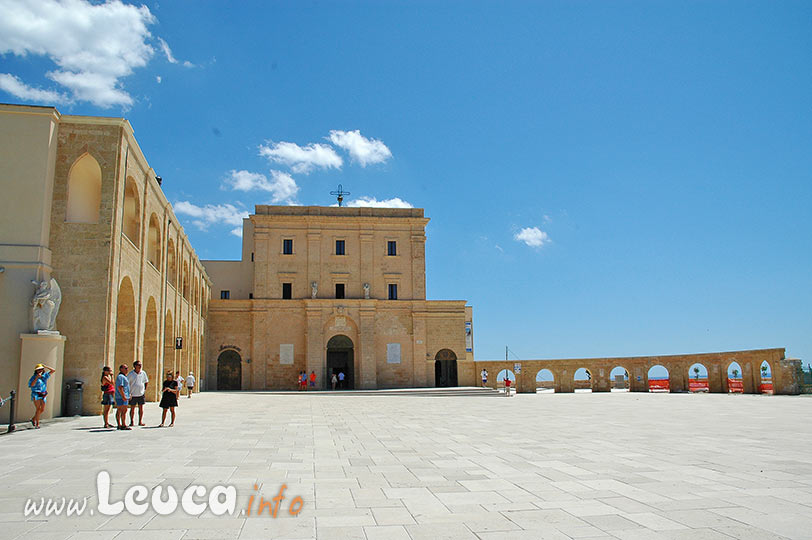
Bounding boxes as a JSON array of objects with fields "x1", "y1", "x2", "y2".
[
  {"x1": 66, "y1": 153, "x2": 102, "y2": 223},
  {"x1": 147, "y1": 214, "x2": 161, "y2": 268},
  {"x1": 182, "y1": 262, "x2": 189, "y2": 300},
  {"x1": 167, "y1": 239, "x2": 177, "y2": 287},
  {"x1": 122, "y1": 177, "x2": 141, "y2": 247}
]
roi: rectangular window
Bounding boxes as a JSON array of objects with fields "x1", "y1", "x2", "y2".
[
  {"x1": 335, "y1": 239, "x2": 345, "y2": 255},
  {"x1": 220, "y1": 290, "x2": 230, "y2": 300},
  {"x1": 387, "y1": 240, "x2": 397, "y2": 256},
  {"x1": 335, "y1": 283, "x2": 345, "y2": 299},
  {"x1": 251, "y1": 252, "x2": 254, "y2": 262},
  {"x1": 283, "y1": 239, "x2": 293, "y2": 254},
  {"x1": 248, "y1": 293, "x2": 254, "y2": 299},
  {"x1": 388, "y1": 284, "x2": 398, "y2": 300},
  {"x1": 282, "y1": 283, "x2": 292, "y2": 299}
]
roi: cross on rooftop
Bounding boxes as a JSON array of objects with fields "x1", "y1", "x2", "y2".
[{"x1": 330, "y1": 184, "x2": 350, "y2": 207}]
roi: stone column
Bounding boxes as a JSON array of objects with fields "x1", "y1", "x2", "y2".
[
  {"x1": 17, "y1": 333, "x2": 66, "y2": 423},
  {"x1": 307, "y1": 231, "x2": 321, "y2": 296},
  {"x1": 359, "y1": 306, "x2": 377, "y2": 389},
  {"x1": 360, "y1": 232, "x2": 373, "y2": 297}
]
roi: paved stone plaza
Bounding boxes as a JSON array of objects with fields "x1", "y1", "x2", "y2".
[{"x1": 2, "y1": 390, "x2": 812, "y2": 540}]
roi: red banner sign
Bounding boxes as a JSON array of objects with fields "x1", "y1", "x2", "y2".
[
  {"x1": 689, "y1": 379, "x2": 709, "y2": 392},
  {"x1": 648, "y1": 379, "x2": 669, "y2": 391},
  {"x1": 727, "y1": 379, "x2": 743, "y2": 392}
]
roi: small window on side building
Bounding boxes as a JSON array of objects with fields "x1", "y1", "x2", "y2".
[
  {"x1": 388, "y1": 284, "x2": 398, "y2": 300},
  {"x1": 335, "y1": 283, "x2": 345, "y2": 299},
  {"x1": 283, "y1": 239, "x2": 293, "y2": 254},
  {"x1": 282, "y1": 283, "x2": 292, "y2": 299},
  {"x1": 220, "y1": 290, "x2": 230, "y2": 300},
  {"x1": 387, "y1": 240, "x2": 397, "y2": 256},
  {"x1": 336, "y1": 239, "x2": 345, "y2": 255}
]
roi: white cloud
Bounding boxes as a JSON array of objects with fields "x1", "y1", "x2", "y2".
[
  {"x1": 182, "y1": 60, "x2": 194, "y2": 68},
  {"x1": 514, "y1": 226, "x2": 550, "y2": 248},
  {"x1": 155, "y1": 75, "x2": 161, "y2": 84},
  {"x1": 259, "y1": 140, "x2": 342, "y2": 174},
  {"x1": 329, "y1": 130, "x2": 392, "y2": 166},
  {"x1": 0, "y1": 73, "x2": 68, "y2": 103},
  {"x1": 223, "y1": 169, "x2": 299, "y2": 203},
  {"x1": 157, "y1": 37, "x2": 176, "y2": 64},
  {"x1": 173, "y1": 201, "x2": 248, "y2": 231},
  {"x1": 230, "y1": 227, "x2": 243, "y2": 238},
  {"x1": 0, "y1": 0, "x2": 155, "y2": 107},
  {"x1": 345, "y1": 196, "x2": 413, "y2": 209}
]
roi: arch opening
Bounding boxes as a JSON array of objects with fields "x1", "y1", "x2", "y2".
[
  {"x1": 147, "y1": 214, "x2": 161, "y2": 268},
  {"x1": 759, "y1": 360, "x2": 773, "y2": 394},
  {"x1": 167, "y1": 239, "x2": 177, "y2": 287},
  {"x1": 610, "y1": 366, "x2": 630, "y2": 392},
  {"x1": 434, "y1": 349, "x2": 458, "y2": 388},
  {"x1": 648, "y1": 364, "x2": 670, "y2": 392},
  {"x1": 573, "y1": 367, "x2": 592, "y2": 392},
  {"x1": 688, "y1": 363, "x2": 709, "y2": 392},
  {"x1": 66, "y1": 153, "x2": 102, "y2": 223},
  {"x1": 327, "y1": 335, "x2": 354, "y2": 390},
  {"x1": 163, "y1": 310, "x2": 174, "y2": 375},
  {"x1": 143, "y1": 298, "x2": 159, "y2": 401},
  {"x1": 217, "y1": 350, "x2": 242, "y2": 390},
  {"x1": 727, "y1": 361, "x2": 743, "y2": 393},
  {"x1": 536, "y1": 368, "x2": 555, "y2": 393}
]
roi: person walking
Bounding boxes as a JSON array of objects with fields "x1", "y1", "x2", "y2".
[
  {"x1": 115, "y1": 364, "x2": 131, "y2": 430},
  {"x1": 127, "y1": 360, "x2": 148, "y2": 426},
  {"x1": 28, "y1": 363, "x2": 56, "y2": 428},
  {"x1": 481, "y1": 369, "x2": 488, "y2": 387},
  {"x1": 309, "y1": 371, "x2": 316, "y2": 390},
  {"x1": 100, "y1": 366, "x2": 115, "y2": 428},
  {"x1": 175, "y1": 371, "x2": 185, "y2": 395},
  {"x1": 331, "y1": 372, "x2": 337, "y2": 390},
  {"x1": 338, "y1": 371, "x2": 345, "y2": 389},
  {"x1": 159, "y1": 371, "x2": 179, "y2": 427},
  {"x1": 185, "y1": 371, "x2": 196, "y2": 398}
]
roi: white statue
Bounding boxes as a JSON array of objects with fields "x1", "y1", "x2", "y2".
[
  {"x1": 31, "y1": 278, "x2": 62, "y2": 333},
  {"x1": 363, "y1": 282, "x2": 370, "y2": 299},
  {"x1": 311, "y1": 281, "x2": 318, "y2": 299}
]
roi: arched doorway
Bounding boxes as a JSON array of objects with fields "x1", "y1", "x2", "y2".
[
  {"x1": 327, "y1": 335, "x2": 354, "y2": 389},
  {"x1": 759, "y1": 360, "x2": 773, "y2": 394},
  {"x1": 536, "y1": 369, "x2": 555, "y2": 393},
  {"x1": 217, "y1": 350, "x2": 242, "y2": 390},
  {"x1": 114, "y1": 277, "x2": 136, "y2": 368},
  {"x1": 143, "y1": 297, "x2": 159, "y2": 401},
  {"x1": 434, "y1": 349, "x2": 458, "y2": 387},
  {"x1": 727, "y1": 361, "x2": 743, "y2": 393}
]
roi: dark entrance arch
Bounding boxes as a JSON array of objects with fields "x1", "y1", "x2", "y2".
[
  {"x1": 434, "y1": 349, "x2": 458, "y2": 387},
  {"x1": 217, "y1": 350, "x2": 242, "y2": 390},
  {"x1": 327, "y1": 335, "x2": 354, "y2": 389}
]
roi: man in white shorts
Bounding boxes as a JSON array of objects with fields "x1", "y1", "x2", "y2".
[{"x1": 185, "y1": 371, "x2": 196, "y2": 398}]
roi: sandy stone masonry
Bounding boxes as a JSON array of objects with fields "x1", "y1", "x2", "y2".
[
  {"x1": 0, "y1": 104, "x2": 211, "y2": 418},
  {"x1": 475, "y1": 347, "x2": 802, "y2": 394}
]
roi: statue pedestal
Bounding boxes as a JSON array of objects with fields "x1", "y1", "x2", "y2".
[{"x1": 16, "y1": 333, "x2": 66, "y2": 424}]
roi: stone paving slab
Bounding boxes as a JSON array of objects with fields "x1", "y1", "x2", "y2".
[{"x1": 1, "y1": 391, "x2": 812, "y2": 539}]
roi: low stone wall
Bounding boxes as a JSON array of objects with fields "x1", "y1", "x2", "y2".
[{"x1": 470, "y1": 348, "x2": 801, "y2": 395}]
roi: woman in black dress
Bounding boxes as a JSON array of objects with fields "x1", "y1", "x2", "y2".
[{"x1": 159, "y1": 371, "x2": 179, "y2": 427}]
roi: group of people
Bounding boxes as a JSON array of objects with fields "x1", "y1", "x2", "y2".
[
  {"x1": 100, "y1": 363, "x2": 196, "y2": 429},
  {"x1": 296, "y1": 370, "x2": 347, "y2": 390}
]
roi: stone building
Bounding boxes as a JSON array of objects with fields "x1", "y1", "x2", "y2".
[
  {"x1": 203, "y1": 205, "x2": 475, "y2": 390},
  {"x1": 0, "y1": 104, "x2": 210, "y2": 420}
]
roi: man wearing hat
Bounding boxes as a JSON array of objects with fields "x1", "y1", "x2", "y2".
[
  {"x1": 28, "y1": 363, "x2": 56, "y2": 428},
  {"x1": 185, "y1": 371, "x2": 196, "y2": 398}
]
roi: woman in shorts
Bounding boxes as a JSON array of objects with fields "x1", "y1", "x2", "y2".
[
  {"x1": 100, "y1": 366, "x2": 115, "y2": 428},
  {"x1": 159, "y1": 371, "x2": 179, "y2": 427},
  {"x1": 29, "y1": 363, "x2": 56, "y2": 428}
]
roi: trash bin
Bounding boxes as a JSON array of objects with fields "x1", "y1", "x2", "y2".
[{"x1": 64, "y1": 380, "x2": 83, "y2": 416}]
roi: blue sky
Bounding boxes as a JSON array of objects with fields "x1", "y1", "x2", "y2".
[{"x1": 2, "y1": 0, "x2": 810, "y2": 365}]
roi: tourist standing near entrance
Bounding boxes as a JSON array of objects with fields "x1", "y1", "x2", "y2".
[
  {"x1": 28, "y1": 363, "x2": 56, "y2": 428},
  {"x1": 331, "y1": 372, "x2": 337, "y2": 390},
  {"x1": 481, "y1": 369, "x2": 488, "y2": 387},
  {"x1": 159, "y1": 371, "x2": 179, "y2": 427},
  {"x1": 338, "y1": 371, "x2": 345, "y2": 389},
  {"x1": 309, "y1": 371, "x2": 316, "y2": 389},
  {"x1": 127, "y1": 361, "x2": 148, "y2": 426},
  {"x1": 115, "y1": 364, "x2": 131, "y2": 430},
  {"x1": 186, "y1": 371, "x2": 196, "y2": 398},
  {"x1": 100, "y1": 366, "x2": 115, "y2": 428},
  {"x1": 504, "y1": 376, "x2": 511, "y2": 397}
]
